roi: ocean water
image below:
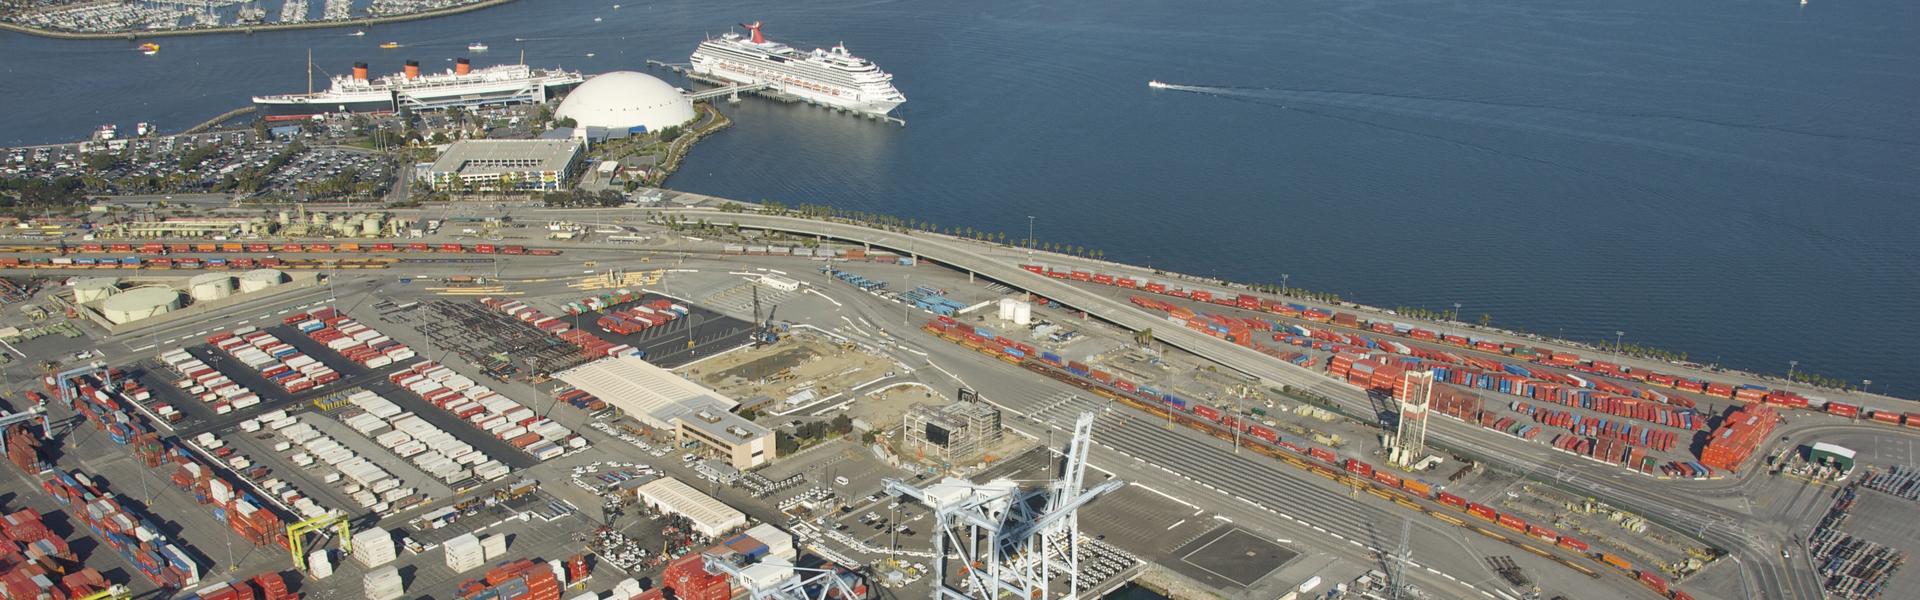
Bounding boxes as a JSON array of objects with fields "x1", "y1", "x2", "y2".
[{"x1": 2, "y1": 0, "x2": 1917, "y2": 395}]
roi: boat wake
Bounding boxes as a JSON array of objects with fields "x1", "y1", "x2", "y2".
[{"x1": 1154, "y1": 82, "x2": 1917, "y2": 149}]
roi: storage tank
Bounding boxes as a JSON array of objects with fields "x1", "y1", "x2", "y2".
[
  {"x1": 101, "y1": 286, "x2": 181, "y2": 324},
  {"x1": 188, "y1": 273, "x2": 236, "y2": 302},
  {"x1": 73, "y1": 277, "x2": 121, "y2": 303},
  {"x1": 240, "y1": 269, "x2": 287, "y2": 293}
]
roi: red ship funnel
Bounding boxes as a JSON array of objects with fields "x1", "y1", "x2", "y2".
[
  {"x1": 404, "y1": 59, "x2": 420, "y2": 79},
  {"x1": 456, "y1": 57, "x2": 470, "y2": 75},
  {"x1": 352, "y1": 62, "x2": 369, "y2": 81},
  {"x1": 744, "y1": 21, "x2": 764, "y2": 44}
]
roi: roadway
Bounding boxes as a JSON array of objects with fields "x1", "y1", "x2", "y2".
[
  {"x1": 795, "y1": 272, "x2": 1536, "y2": 599},
  {"x1": 627, "y1": 207, "x2": 1823, "y2": 600}
]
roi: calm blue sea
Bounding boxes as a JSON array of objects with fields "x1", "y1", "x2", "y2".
[{"x1": 2, "y1": 0, "x2": 1916, "y2": 395}]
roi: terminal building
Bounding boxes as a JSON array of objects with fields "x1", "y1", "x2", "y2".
[
  {"x1": 635, "y1": 476, "x2": 747, "y2": 538},
  {"x1": 426, "y1": 139, "x2": 583, "y2": 192},
  {"x1": 902, "y1": 395, "x2": 1003, "y2": 464},
  {"x1": 557, "y1": 356, "x2": 776, "y2": 470}
]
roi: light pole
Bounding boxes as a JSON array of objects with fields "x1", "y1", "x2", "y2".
[
  {"x1": 1863, "y1": 379, "x2": 1872, "y2": 394},
  {"x1": 1452, "y1": 302, "x2": 1462, "y2": 322},
  {"x1": 1281, "y1": 273, "x2": 1289, "y2": 296},
  {"x1": 1614, "y1": 330, "x2": 1625, "y2": 352},
  {"x1": 1026, "y1": 215, "x2": 1034, "y2": 255},
  {"x1": 1788, "y1": 360, "x2": 1799, "y2": 381}
]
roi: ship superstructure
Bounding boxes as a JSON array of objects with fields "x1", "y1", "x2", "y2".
[
  {"x1": 689, "y1": 21, "x2": 904, "y2": 115},
  {"x1": 253, "y1": 58, "x2": 583, "y2": 120}
]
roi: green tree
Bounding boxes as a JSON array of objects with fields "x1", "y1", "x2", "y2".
[
  {"x1": 775, "y1": 431, "x2": 799, "y2": 455},
  {"x1": 83, "y1": 153, "x2": 119, "y2": 171},
  {"x1": 830, "y1": 414, "x2": 853, "y2": 435}
]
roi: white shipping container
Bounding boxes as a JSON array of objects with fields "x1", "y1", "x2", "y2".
[
  {"x1": 481, "y1": 533, "x2": 508, "y2": 560},
  {"x1": 392, "y1": 441, "x2": 427, "y2": 458},
  {"x1": 363, "y1": 564, "x2": 404, "y2": 600}
]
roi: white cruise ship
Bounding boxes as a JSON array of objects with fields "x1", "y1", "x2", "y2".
[
  {"x1": 689, "y1": 22, "x2": 905, "y2": 115},
  {"x1": 253, "y1": 58, "x2": 583, "y2": 121}
]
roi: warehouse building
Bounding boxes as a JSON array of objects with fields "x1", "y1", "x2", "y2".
[
  {"x1": 427, "y1": 139, "x2": 582, "y2": 192},
  {"x1": 557, "y1": 356, "x2": 775, "y2": 469},
  {"x1": 677, "y1": 405, "x2": 776, "y2": 470},
  {"x1": 902, "y1": 398, "x2": 1003, "y2": 464},
  {"x1": 635, "y1": 476, "x2": 746, "y2": 538},
  {"x1": 1809, "y1": 442, "x2": 1857, "y2": 476}
]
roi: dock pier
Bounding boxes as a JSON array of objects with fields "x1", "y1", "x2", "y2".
[{"x1": 646, "y1": 60, "x2": 905, "y2": 127}]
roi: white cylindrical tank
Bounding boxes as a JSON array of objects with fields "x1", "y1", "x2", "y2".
[
  {"x1": 102, "y1": 286, "x2": 180, "y2": 324},
  {"x1": 188, "y1": 273, "x2": 236, "y2": 302},
  {"x1": 1013, "y1": 301, "x2": 1033, "y2": 325},
  {"x1": 239, "y1": 269, "x2": 287, "y2": 293},
  {"x1": 73, "y1": 277, "x2": 120, "y2": 303}
]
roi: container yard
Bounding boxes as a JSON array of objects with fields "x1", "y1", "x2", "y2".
[
  {"x1": 0, "y1": 201, "x2": 1916, "y2": 600},
  {"x1": 1105, "y1": 285, "x2": 1839, "y2": 479}
]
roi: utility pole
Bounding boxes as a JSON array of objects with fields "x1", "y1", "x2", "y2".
[
  {"x1": 1788, "y1": 360, "x2": 1799, "y2": 380},
  {"x1": 1614, "y1": 330, "x2": 1625, "y2": 352},
  {"x1": 1388, "y1": 519, "x2": 1412, "y2": 600},
  {"x1": 1026, "y1": 215, "x2": 1035, "y2": 255}
]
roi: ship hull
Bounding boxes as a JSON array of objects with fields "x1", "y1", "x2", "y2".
[
  {"x1": 691, "y1": 56, "x2": 901, "y2": 115},
  {"x1": 253, "y1": 96, "x2": 396, "y2": 121}
]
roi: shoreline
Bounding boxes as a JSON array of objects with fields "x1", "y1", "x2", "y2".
[{"x1": 0, "y1": 0, "x2": 518, "y2": 41}]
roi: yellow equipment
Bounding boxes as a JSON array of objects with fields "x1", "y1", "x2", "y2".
[
  {"x1": 76, "y1": 586, "x2": 131, "y2": 600},
  {"x1": 288, "y1": 512, "x2": 353, "y2": 572}
]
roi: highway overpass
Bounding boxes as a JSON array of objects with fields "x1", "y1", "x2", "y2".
[{"x1": 638, "y1": 207, "x2": 1812, "y2": 600}]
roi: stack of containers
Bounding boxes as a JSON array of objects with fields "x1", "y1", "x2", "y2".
[
  {"x1": 279, "y1": 414, "x2": 406, "y2": 512},
  {"x1": 295, "y1": 308, "x2": 417, "y2": 368},
  {"x1": 482, "y1": 532, "x2": 509, "y2": 560},
  {"x1": 0, "y1": 507, "x2": 115, "y2": 599},
  {"x1": 455, "y1": 559, "x2": 563, "y2": 600},
  {"x1": 62, "y1": 369, "x2": 291, "y2": 553},
  {"x1": 363, "y1": 565, "x2": 404, "y2": 600},
  {"x1": 38, "y1": 468, "x2": 201, "y2": 589},
  {"x1": 206, "y1": 327, "x2": 338, "y2": 393},
  {"x1": 389, "y1": 361, "x2": 584, "y2": 463},
  {"x1": 658, "y1": 553, "x2": 732, "y2": 600},
  {"x1": 344, "y1": 390, "x2": 502, "y2": 486},
  {"x1": 160, "y1": 348, "x2": 261, "y2": 415},
  {"x1": 444, "y1": 533, "x2": 486, "y2": 572},
  {"x1": 352, "y1": 526, "x2": 397, "y2": 568}
]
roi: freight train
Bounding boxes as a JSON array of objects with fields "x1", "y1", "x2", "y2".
[
  {"x1": 925, "y1": 316, "x2": 1700, "y2": 600},
  {"x1": 0, "y1": 255, "x2": 397, "y2": 270},
  {"x1": 0, "y1": 241, "x2": 552, "y2": 256},
  {"x1": 1021, "y1": 261, "x2": 1912, "y2": 426}
]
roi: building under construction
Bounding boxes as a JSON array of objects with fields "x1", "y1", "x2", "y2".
[{"x1": 902, "y1": 391, "x2": 1002, "y2": 464}]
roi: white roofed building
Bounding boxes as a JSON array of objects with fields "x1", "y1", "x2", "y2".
[
  {"x1": 635, "y1": 476, "x2": 746, "y2": 538},
  {"x1": 555, "y1": 71, "x2": 697, "y2": 134},
  {"x1": 556, "y1": 356, "x2": 774, "y2": 469}
]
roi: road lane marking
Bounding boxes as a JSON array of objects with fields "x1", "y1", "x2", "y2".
[{"x1": 1166, "y1": 519, "x2": 1185, "y2": 530}]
